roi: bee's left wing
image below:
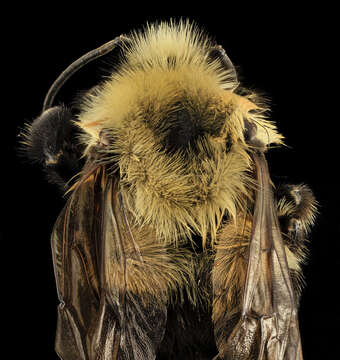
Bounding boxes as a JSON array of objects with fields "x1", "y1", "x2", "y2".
[{"x1": 51, "y1": 166, "x2": 167, "y2": 359}]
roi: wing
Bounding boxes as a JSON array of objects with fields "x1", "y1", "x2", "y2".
[
  {"x1": 212, "y1": 151, "x2": 303, "y2": 360},
  {"x1": 51, "y1": 166, "x2": 167, "y2": 360}
]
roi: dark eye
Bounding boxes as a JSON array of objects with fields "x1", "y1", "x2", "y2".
[{"x1": 244, "y1": 118, "x2": 257, "y2": 142}]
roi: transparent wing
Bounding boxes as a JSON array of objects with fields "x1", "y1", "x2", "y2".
[
  {"x1": 213, "y1": 152, "x2": 303, "y2": 360},
  {"x1": 51, "y1": 166, "x2": 167, "y2": 360}
]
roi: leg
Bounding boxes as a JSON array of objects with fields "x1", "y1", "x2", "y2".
[
  {"x1": 20, "y1": 105, "x2": 83, "y2": 192},
  {"x1": 276, "y1": 183, "x2": 318, "y2": 300}
]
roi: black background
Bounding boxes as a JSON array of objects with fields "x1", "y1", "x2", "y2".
[{"x1": 4, "y1": 8, "x2": 338, "y2": 359}]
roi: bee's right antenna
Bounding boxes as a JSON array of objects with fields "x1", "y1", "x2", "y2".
[{"x1": 208, "y1": 45, "x2": 239, "y2": 88}]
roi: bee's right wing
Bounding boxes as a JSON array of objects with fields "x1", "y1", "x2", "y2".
[
  {"x1": 213, "y1": 151, "x2": 303, "y2": 360},
  {"x1": 51, "y1": 166, "x2": 167, "y2": 359},
  {"x1": 225, "y1": 152, "x2": 303, "y2": 359}
]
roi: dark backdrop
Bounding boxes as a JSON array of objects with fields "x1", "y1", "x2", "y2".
[{"x1": 5, "y1": 9, "x2": 337, "y2": 359}]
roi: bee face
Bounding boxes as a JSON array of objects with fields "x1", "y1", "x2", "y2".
[{"x1": 75, "y1": 21, "x2": 282, "y2": 246}]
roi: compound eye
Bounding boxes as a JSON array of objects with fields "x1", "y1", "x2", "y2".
[{"x1": 244, "y1": 118, "x2": 257, "y2": 143}]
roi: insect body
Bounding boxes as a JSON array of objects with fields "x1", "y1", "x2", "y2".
[{"x1": 22, "y1": 21, "x2": 317, "y2": 359}]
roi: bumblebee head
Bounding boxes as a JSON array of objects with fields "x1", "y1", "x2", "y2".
[
  {"x1": 35, "y1": 20, "x2": 279, "y2": 246},
  {"x1": 75, "y1": 20, "x2": 283, "y2": 246}
]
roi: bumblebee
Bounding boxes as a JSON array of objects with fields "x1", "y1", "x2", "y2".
[{"x1": 21, "y1": 20, "x2": 317, "y2": 359}]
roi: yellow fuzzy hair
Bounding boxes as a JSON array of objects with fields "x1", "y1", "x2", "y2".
[{"x1": 77, "y1": 20, "x2": 283, "y2": 248}]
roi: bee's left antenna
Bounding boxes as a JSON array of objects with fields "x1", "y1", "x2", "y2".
[{"x1": 42, "y1": 35, "x2": 131, "y2": 111}]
